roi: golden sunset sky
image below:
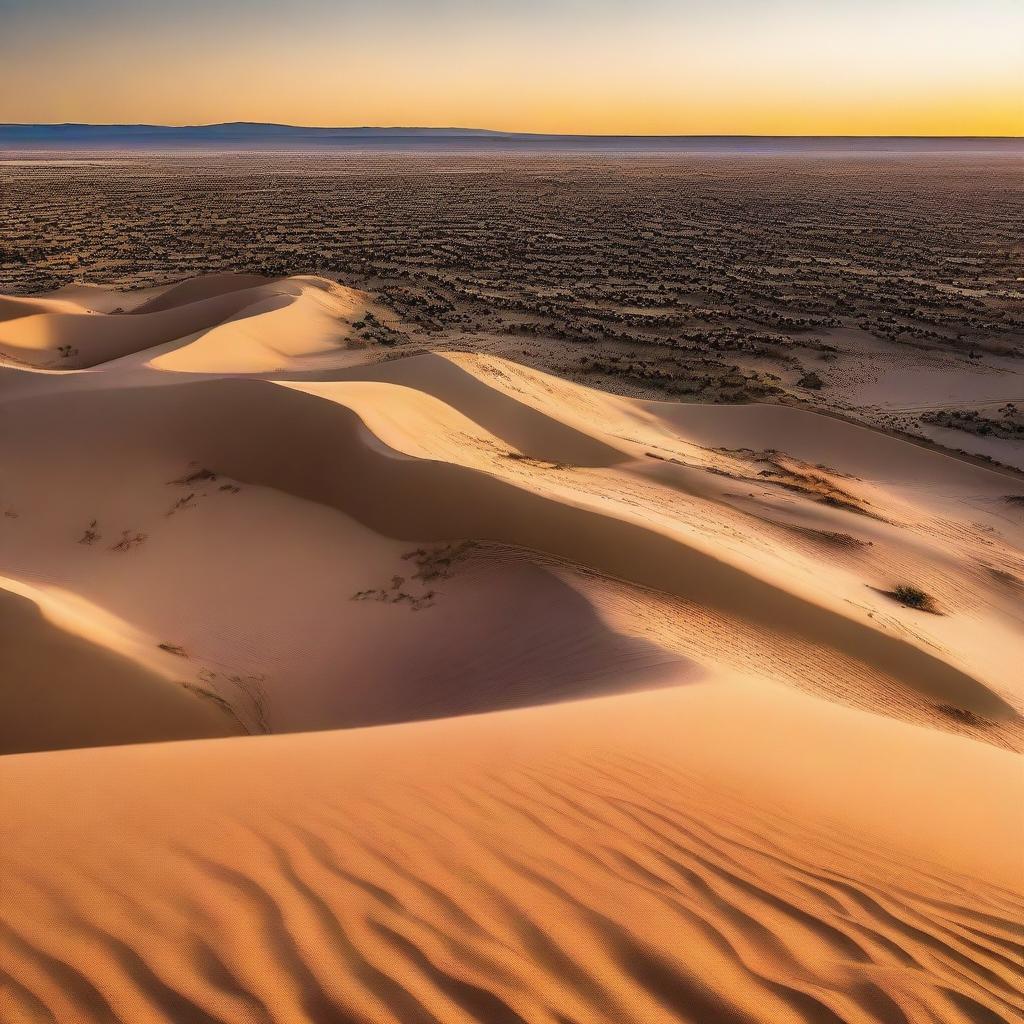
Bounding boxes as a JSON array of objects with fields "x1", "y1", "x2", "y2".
[{"x1": 1, "y1": 0, "x2": 1021, "y2": 134}]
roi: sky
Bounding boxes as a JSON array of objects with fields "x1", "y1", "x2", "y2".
[{"x1": 1, "y1": 0, "x2": 1021, "y2": 135}]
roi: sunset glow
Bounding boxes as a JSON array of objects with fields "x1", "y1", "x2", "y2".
[{"x1": 2, "y1": 0, "x2": 1021, "y2": 134}]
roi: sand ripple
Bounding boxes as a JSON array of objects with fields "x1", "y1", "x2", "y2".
[{"x1": 2, "y1": 690, "x2": 1022, "y2": 1024}]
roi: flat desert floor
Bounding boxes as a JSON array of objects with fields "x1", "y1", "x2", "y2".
[
  {"x1": 1, "y1": 157, "x2": 1022, "y2": 1023},
  {"x1": 3, "y1": 153, "x2": 1022, "y2": 469}
]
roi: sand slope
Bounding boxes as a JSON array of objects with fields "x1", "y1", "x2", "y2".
[
  {"x1": 1, "y1": 275, "x2": 1022, "y2": 1023},
  {"x1": 3, "y1": 684, "x2": 1021, "y2": 1024}
]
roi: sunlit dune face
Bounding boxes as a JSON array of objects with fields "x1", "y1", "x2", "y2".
[{"x1": 1, "y1": 0, "x2": 1021, "y2": 134}]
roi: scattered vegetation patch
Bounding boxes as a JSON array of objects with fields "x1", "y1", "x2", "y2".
[
  {"x1": 888, "y1": 584, "x2": 938, "y2": 613},
  {"x1": 778, "y1": 522, "x2": 869, "y2": 548},
  {"x1": 166, "y1": 493, "x2": 196, "y2": 516},
  {"x1": 816, "y1": 494, "x2": 874, "y2": 517},
  {"x1": 645, "y1": 451, "x2": 690, "y2": 468},
  {"x1": 935, "y1": 704, "x2": 990, "y2": 728},
  {"x1": 500, "y1": 450, "x2": 568, "y2": 470},
  {"x1": 921, "y1": 404, "x2": 1023, "y2": 440},
  {"x1": 351, "y1": 310, "x2": 403, "y2": 347},
  {"x1": 171, "y1": 467, "x2": 218, "y2": 485},
  {"x1": 352, "y1": 542, "x2": 478, "y2": 611},
  {"x1": 402, "y1": 541, "x2": 477, "y2": 582},
  {"x1": 190, "y1": 669, "x2": 271, "y2": 735},
  {"x1": 9, "y1": 158, "x2": 1024, "y2": 422},
  {"x1": 164, "y1": 467, "x2": 240, "y2": 508},
  {"x1": 751, "y1": 454, "x2": 882, "y2": 519},
  {"x1": 158, "y1": 643, "x2": 187, "y2": 657},
  {"x1": 352, "y1": 575, "x2": 437, "y2": 611},
  {"x1": 813, "y1": 530, "x2": 868, "y2": 548},
  {"x1": 180, "y1": 682, "x2": 243, "y2": 724},
  {"x1": 78, "y1": 519, "x2": 101, "y2": 545},
  {"x1": 110, "y1": 530, "x2": 147, "y2": 552}
]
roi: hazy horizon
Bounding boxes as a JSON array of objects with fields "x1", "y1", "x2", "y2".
[
  {"x1": 4, "y1": 124, "x2": 1020, "y2": 157},
  {"x1": 2, "y1": 120, "x2": 1022, "y2": 139}
]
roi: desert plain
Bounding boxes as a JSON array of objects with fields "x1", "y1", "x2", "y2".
[{"x1": 0, "y1": 152, "x2": 1022, "y2": 1023}]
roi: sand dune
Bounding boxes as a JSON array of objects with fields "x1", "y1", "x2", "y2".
[
  {"x1": 4, "y1": 372, "x2": 1018, "y2": 732},
  {"x1": 0, "y1": 276, "x2": 386, "y2": 371},
  {"x1": 1, "y1": 275, "x2": 1021, "y2": 1023},
  {"x1": 3, "y1": 685, "x2": 1021, "y2": 1024}
]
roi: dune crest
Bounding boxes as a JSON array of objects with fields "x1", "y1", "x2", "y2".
[{"x1": 0, "y1": 275, "x2": 392, "y2": 372}]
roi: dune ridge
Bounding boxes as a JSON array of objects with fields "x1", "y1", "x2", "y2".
[
  {"x1": 1, "y1": 274, "x2": 1021, "y2": 1023},
  {"x1": 0, "y1": 275, "x2": 389, "y2": 371}
]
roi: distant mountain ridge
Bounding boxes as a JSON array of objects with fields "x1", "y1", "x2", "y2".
[
  {"x1": 1, "y1": 123, "x2": 1020, "y2": 153},
  {"x1": 0, "y1": 122, "x2": 507, "y2": 139}
]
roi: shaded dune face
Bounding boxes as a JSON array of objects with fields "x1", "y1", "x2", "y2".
[
  {"x1": 3, "y1": 376, "x2": 1016, "y2": 732},
  {"x1": 0, "y1": 587, "x2": 240, "y2": 754},
  {"x1": 0, "y1": 288, "x2": 274, "y2": 369},
  {"x1": 1, "y1": 275, "x2": 1022, "y2": 1024},
  {"x1": 0, "y1": 380, "x2": 686, "y2": 753},
  {"x1": 311, "y1": 557, "x2": 690, "y2": 731}
]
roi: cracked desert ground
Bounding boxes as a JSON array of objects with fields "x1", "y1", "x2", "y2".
[{"x1": 1, "y1": 153, "x2": 1022, "y2": 1023}]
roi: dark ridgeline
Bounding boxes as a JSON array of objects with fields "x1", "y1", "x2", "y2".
[{"x1": 1, "y1": 122, "x2": 1021, "y2": 153}]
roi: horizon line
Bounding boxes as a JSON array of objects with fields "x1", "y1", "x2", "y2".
[{"x1": 2, "y1": 122, "x2": 1022, "y2": 141}]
